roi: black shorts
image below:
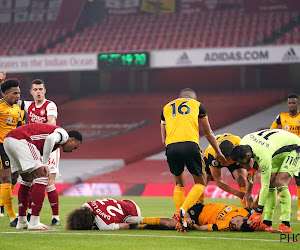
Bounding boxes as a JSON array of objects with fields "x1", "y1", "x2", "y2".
[
  {"x1": 187, "y1": 202, "x2": 204, "y2": 225},
  {"x1": 0, "y1": 143, "x2": 11, "y2": 170},
  {"x1": 166, "y1": 141, "x2": 205, "y2": 177},
  {"x1": 204, "y1": 158, "x2": 244, "y2": 180}
]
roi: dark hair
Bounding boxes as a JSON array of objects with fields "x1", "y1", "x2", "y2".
[
  {"x1": 219, "y1": 140, "x2": 234, "y2": 157},
  {"x1": 68, "y1": 130, "x2": 83, "y2": 142},
  {"x1": 240, "y1": 218, "x2": 255, "y2": 232},
  {"x1": 179, "y1": 88, "x2": 196, "y2": 98},
  {"x1": 66, "y1": 207, "x2": 96, "y2": 230},
  {"x1": 1, "y1": 78, "x2": 20, "y2": 93},
  {"x1": 287, "y1": 93, "x2": 298, "y2": 99},
  {"x1": 30, "y1": 79, "x2": 45, "y2": 89},
  {"x1": 230, "y1": 145, "x2": 252, "y2": 161}
]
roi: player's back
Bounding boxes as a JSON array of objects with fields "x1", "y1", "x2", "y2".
[
  {"x1": 241, "y1": 129, "x2": 300, "y2": 154},
  {"x1": 162, "y1": 98, "x2": 201, "y2": 145}
]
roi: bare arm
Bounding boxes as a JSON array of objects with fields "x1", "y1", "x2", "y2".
[
  {"x1": 47, "y1": 115, "x2": 57, "y2": 125},
  {"x1": 160, "y1": 123, "x2": 166, "y2": 146},
  {"x1": 0, "y1": 71, "x2": 6, "y2": 85},
  {"x1": 193, "y1": 224, "x2": 209, "y2": 231},
  {"x1": 116, "y1": 223, "x2": 130, "y2": 230},
  {"x1": 211, "y1": 169, "x2": 244, "y2": 199},
  {"x1": 199, "y1": 118, "x2": 226, "y2": 164}
]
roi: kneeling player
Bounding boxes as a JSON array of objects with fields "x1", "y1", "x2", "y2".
[{"x1": 66, "y1": 198, "x2": 141, "y2": 230}]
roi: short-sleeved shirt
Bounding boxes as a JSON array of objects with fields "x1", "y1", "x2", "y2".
[
  {"x1": 5, "y1": 123, "x2": 68, "y2": 154},
  {"x1": 270, "y1": 111, "x2": 300, "y2": 137},
  {"x1": 83, "y1": 198, "x2": 141, "y2": 230},
  {"x1": 204, "y1": 133, "x2": 241, "y2": 172},
  {"x1": 240, "y1": 129, "x2": 300, "y2": 206},
  {"x1": 161, "y1": 98, "x2": 207, "y2": 146},
  {"x1": 24, "y1": 99, "x2": 57, "y2": 124},
  {"x1": 0, "y1": 98, "x2": 22, "y2": 143},
  {"x1": 188, "y1": 202, "x2": 250, "y2": 231}
]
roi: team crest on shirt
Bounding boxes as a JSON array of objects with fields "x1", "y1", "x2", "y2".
[
  {"x1": 5, "y1": 161, "x2": 9, "y2": 166},
  {"x1": 6, "y1": 117, "x2": 12, "y2": 123},
  {"x1": 225, "y1": 206, "x2": 232, "y2": 212},
  {"x1": 284, "y1": 125, "x2": 289, "y2": 130},
  {"x1": 40, "y1": 109, "x2": 45, "y2": 116}
]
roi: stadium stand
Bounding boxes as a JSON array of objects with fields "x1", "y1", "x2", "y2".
[
  {"x1": 58, "y1": 89, "x2": 290, "y2": 164},
  {"x1": 0, "y1": 0, "x2": 85, "y2": 56},
  {"x1": 47, "y1": 10, "x2": 298, "y2": 53}
]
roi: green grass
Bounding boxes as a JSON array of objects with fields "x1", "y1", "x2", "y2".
[{"x1": 1, "y1": 196, "x2": 300, "y2": 249}]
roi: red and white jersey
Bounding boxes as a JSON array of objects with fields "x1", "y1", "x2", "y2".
[
  {"x1": 83, "y1": 198, "x2": 141, "y2": 230},
  {"x1": 5, "y1": 123, "x2": 68, "y2": 154},
  {"x1": 24, "y1": 99, "x2": 57, "y2": 124}
]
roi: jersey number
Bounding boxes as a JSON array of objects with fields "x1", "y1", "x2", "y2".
[
  {"x1": 170, "y1": 101, "x2": 191, "y2": 117},
  {"x1": 257, "y1": 129, "x2": 279, "y2": 140},
  {"x1": 98, "y1": 199, "x2": 124, "y2": 217}
]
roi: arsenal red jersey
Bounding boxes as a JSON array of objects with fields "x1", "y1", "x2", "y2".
[
  {"x1": 24, "y1": 99, "x2": 57, "y2": 124},
  {"x1": 83, "y1": 198, "x2": 141, "y2": 230},
  {"x1": 5, "y1": 123, "x2": 68, "y2": 154}
]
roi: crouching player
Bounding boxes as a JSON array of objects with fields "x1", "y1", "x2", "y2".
[{"x1": 66, "y1": 198, "x2": 141, "y2": 230}]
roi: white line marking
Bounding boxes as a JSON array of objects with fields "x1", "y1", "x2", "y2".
[{"x1": 0, "y1": 231, "x2": 277, "y2": 241}]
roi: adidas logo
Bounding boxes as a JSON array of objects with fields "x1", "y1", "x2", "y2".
[
  {"x1": 282, "y1": 47, "x2": 299, "y2": 61},
  {"x1": 176, "y1": 52, "x2": 192, "y2": 65}
]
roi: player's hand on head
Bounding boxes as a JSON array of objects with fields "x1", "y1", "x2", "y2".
[
  {"x1": 0, "y1": 71, "x2": 6, "y2": 84},
  {"x1": 247, "y1": 212, "x2": 262, "y2": 229}
]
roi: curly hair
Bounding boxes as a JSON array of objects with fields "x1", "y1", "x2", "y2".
[
  {"x1": 240, "y1": 218, "x2": 255, "y2": 232},
  {"x1": 66, "y1": 207, "x2": 96, "y2": 230}
]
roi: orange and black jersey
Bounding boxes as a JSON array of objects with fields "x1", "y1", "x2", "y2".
[
  {"x1": 270, "y1": 111, "x2": 300, "y2": 137},
  {"x1": 204, "y1": 133, "x2": 241, "y2": 171},
  {"x1": 161, "y1": 98, "x2": 207, "y2": 146},
  {"x1": 0, "y1": 98, "x2": 22, "y2": 143},
  {"x1": 188, "y1": 202, "x2": 251, "y2": 231}
]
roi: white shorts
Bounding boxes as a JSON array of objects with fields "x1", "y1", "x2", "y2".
[
  {"x1": 44, "y1": 148, "x2": 61, "y2": 179},
  {"x1": 3, "y1": 137, "x2": 43, "y2": 174}
]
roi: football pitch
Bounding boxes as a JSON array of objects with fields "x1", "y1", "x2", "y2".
[{"x1": 1, "y1": 196, "x2": 299, "y2": 249}]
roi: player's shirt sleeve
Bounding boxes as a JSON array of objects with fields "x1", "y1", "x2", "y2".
[
  {"x1": 161, "y1": 110, "x2": 166, "y2": 125},
  {"x1": 46, "y1": 101, "x2": 58, "y2": 118},
  {"x1": 23, "y1": 100, "x2": 32, "y2": 113},
  {"x1": 54, "y1": 128, "x2": 69, "y2": 144},
  {"x1": 270, "y1": 114, "x2": 281, "y2": 129},
  {"x1": 206, "y1": 153, "x2": 220, "y2": 171},
  {"x1": 198, "y1": 103, "x2": 207, "y2": 118}
]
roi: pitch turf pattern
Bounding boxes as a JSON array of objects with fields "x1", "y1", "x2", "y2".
[{"x1": 1, "y1": 197, "x2": 299, "y2": 249}]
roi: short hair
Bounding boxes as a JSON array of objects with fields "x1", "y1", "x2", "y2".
[
  {"x1": 1, "y1": 78, "x2": 20, "y2": 93},
  {"x1": 30, "y1": 79, "x2": 45, "y2": 89},
  {"x1": 68, "y1": 130, "x2": 83, "y2": 142},
  {"x1": 179, "y1": 88, "x2": 197, "y2": 99},
  {"x1": 287, "y1": 93, "x2": 298, "y2": 100},
  {"x1": 219, "y1": 140, "x2": 234, "y2": 157},
  {"x1": 230, "y1": 145, "x2": 252, "y2": 161},
  {"x1": 66, "y1": 207, "x2": 95, "y2": 230},
  {"x1": 240, "y1": 218, "x2": 255, "y2": 232}
]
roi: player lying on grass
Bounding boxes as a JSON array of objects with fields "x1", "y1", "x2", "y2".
[
  {"x1": 66, "y1": 198, "x2": 256, "y2": 232},
  {"x1": 66, "y1": 198, "x2": 141, "y2": 230},
  {"x1": 127, "y1": 202, "x2": 257, "y2": 232}
]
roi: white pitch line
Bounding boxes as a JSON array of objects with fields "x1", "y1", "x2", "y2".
[{"x1": 0, "y1": 231, "x2": 277, "y2": 242}]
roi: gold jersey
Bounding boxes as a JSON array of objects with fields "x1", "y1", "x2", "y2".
[
  {"x1": 270, "y1": 111, "x2": 300, "y2": 137},
  {"x1": 204, "y1": 133, "x2": 241, "y2": 169},
  {"x1": 190, "y1": 202, "x2": 250, "y2": 231},
  {"x1": 161, "y1": 98, "x2": 207, "y2": 146},
  {"x1": 0, "y1": 98, "x2": 22, "y2": 143}
]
